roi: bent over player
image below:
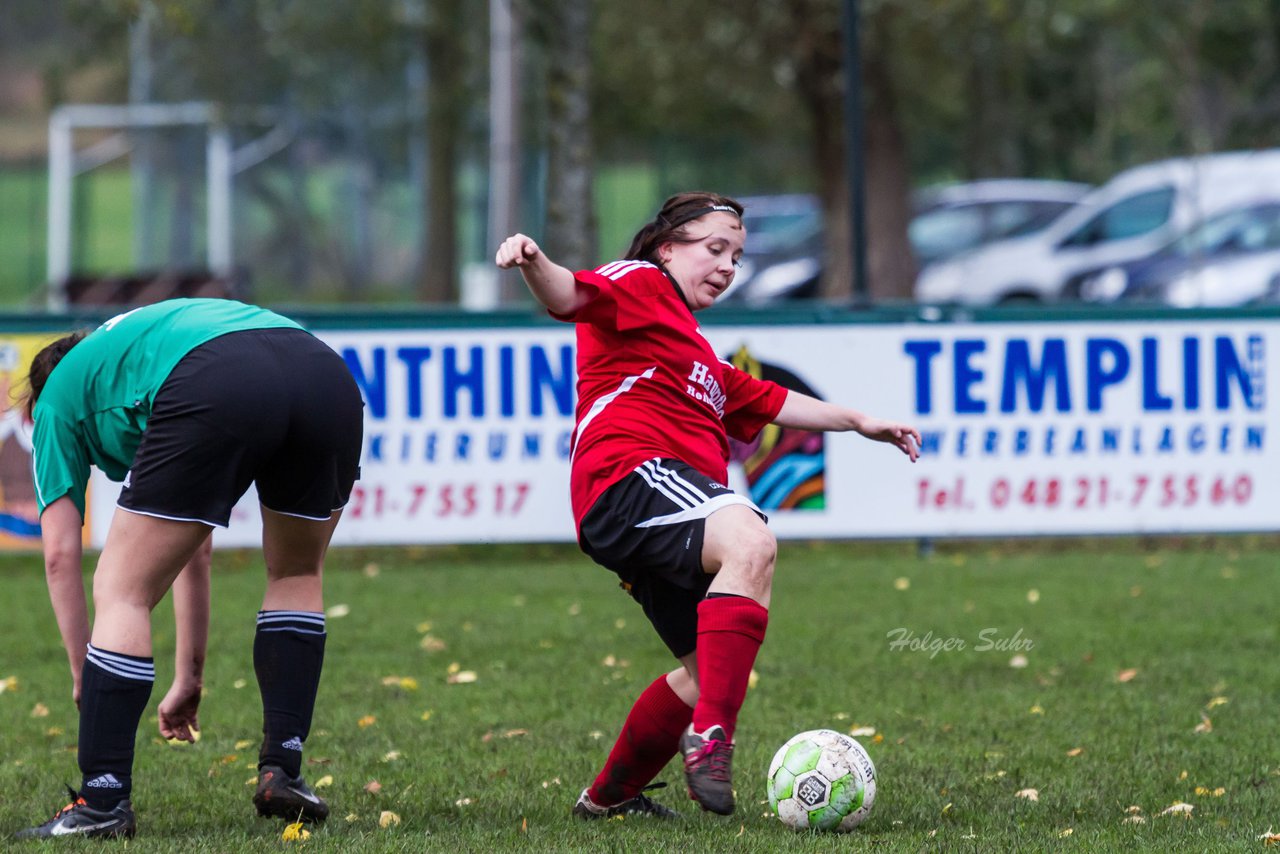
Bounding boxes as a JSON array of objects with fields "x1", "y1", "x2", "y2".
[
  {"x1": 15, "y1": 298, "x2": 363, "y2": 839},
  {"x1": 495, "y1": 193, "x2": 920, "y2": 818}
]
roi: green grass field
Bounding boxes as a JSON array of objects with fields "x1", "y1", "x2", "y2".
[{"x1": 1, "y1": 538, "x2": 1278, "y2": 851}]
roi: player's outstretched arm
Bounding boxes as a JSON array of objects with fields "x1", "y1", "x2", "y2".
[
  {"x1": 774, "y1": 389, "x2": 921, "y2": 462},
  {"x1": 494, "y1": 233, "x2": 587, "y2": 315},
  {"x1": 40, "y1": 496, "x2": 90, "y2": 708}
]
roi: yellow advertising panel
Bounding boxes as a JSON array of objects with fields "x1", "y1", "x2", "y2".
[{"x1": 0, "y1": 333, "x2": 90, "y2": 550}]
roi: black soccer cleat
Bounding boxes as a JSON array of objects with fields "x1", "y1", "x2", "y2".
[
  {"x1": 572, "y1": 782, "x2": 681, "y2": 820},
  {"x1": 680, "y1": 724, "x2": 736, "y2": 815},
  {"x1": 14, "y1": 786, "x2": 136, "y2": 840},
  {"x1": 252, "y1": 765, "x2": 329, "y2": 823}
]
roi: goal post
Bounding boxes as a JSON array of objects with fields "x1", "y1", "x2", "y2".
[{"x1": 46, "y1": 102, "x2": 247, "y2": 310}]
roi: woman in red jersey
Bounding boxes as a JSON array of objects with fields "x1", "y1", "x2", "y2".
[{"x1": 496, "y1": 192, "x2": 920, "y2": 819}]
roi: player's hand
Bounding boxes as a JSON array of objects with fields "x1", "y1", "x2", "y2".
[
  {"x1": 495, "y1": 234, "x2": 541, "y2": 269},
  {"x1": 158, "y1": 679, "x2": 203, "y2": 743},
  {"x1": 857, "y1": 418, "x2": 922, "y2": 462}
]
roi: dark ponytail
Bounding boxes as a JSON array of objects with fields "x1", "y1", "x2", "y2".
[
  {"x1": 625, "y1": 192, "x2": 744, "y2": 263},
  {"x1": 21, "y1": 330, "x2": 88, "y2": 420}
]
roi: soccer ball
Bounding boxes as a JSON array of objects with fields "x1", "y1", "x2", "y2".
[{"x1": 767, "y1": 729, "x2": 876, "y2": 831}]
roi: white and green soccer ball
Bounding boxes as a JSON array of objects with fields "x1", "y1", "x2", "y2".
[{"x1": 767, "y1": 729, "x2": 877, "y2": 831}]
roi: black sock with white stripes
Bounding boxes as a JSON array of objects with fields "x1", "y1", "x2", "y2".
[
  {"x1": 78, "y1": 645, "x2": 155, "y2": 809},
  {"x1": 254, "y1": 610, "x2": 326, "y2": 779}
]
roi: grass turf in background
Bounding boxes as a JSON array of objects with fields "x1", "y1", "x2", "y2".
[{"x1": 0, "y1": 537, "x2": 1277, "y2": 851}]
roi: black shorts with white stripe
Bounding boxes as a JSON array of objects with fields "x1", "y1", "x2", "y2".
[{"x1": 579, "y1": 457, "x2": 764, "y2": 657}]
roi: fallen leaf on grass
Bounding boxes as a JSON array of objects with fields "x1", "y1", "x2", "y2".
[
  {"x1": 0, "y1": 676, "x2": 17, "y2": 694},
  {"x1": 541, "y1": 778, "x2": 561, "y2": 788},
  {"x1": 747, "y1": 669, "x2": 759, "y2": 690},
  {"x1": 379, "y1": 810, "x2": 400, "y2": 827},
  {"x1": 894, "y1": 577, "x2": 910, "y2": 590},
  {"x1": 345, "y1": 813, "x2": 359, "y2": 823},
  {"x1": 1066, "y1": 747, "x2": 1084, "y2": 757},
  {"x1": 1026, "y1": 589, "x2": 1040, "y2": 603},
  {"x1": 1029, "y1": 705, "x2": 1045, "y2": 715},
  {"x1": 521, "y1": 816, "x2": 528, "y2": 833},
  {"x1": 1009, "y1": 655, "x2": 1029, "y2": 669},
  {"x1": 850, "y1": 726, "x2": 876, "y2": 737},
  {"x1": 1193, "y1": 786, "x2": 1225, "y2": 797},
  {"x1": 364, "y1": 780, "x2": 382, "y2": 794},
  {"x1": 363, "y1": 562, "x2": 380, "y2": 578},
  {"x1": 447, "y1": 670, "x2": 477, "y2": 684},
  {"x1": 1125, "y1": 806, "x2": 1143, "y2": 814},
  {"x1": 31, "y1": 703, "x2": 49, "y2": 718},
  {"x1": 455, "y1": 798, "x2": 472, "y2": 807},
  {"x1": 381, "y1": 676, "x2": 419, "y2": 690},
  {"x1": 383, "y1": 751, "x2": 401, "y2": 762},
  {"x1": 315, "y1": 775, "x2": 333, "y2": 789},
  {"x1": 1205, "y1": 696, "x2": 1229, "y2": 710},
  {"x1": 420, "y1": 710, "x2": 433, "y2": 721},
  {"x1": 281, "y1": 821, "x2": 310, "y2": 841},
  {"x1": 45, "y1": 727, "x2": 63, "y2": 736},
  {"x1": 235, "y1": 739, "x2": 254, "y2": 750},
  {"x1": 233, "y1": 679, "x2": 247, "y2": 689},
  {"x1": 1123, "y1": 815, "x2": 1146, "y2": 824},
  {"x1": 1178, "y1": 770, "x2": 1189, "y2": 781},
  {"x1": 419, "y1": 636, "x2": 447, "y2": 652},
  {"x1": 1015, "y1": 789, "x2": 1039, "y2": 802},
  {"x1": 1193, "y1": 713, "x2": 1212, "y2": 734},
  {"x1": 1116, "y1": 668, "x2": 1139, "y2": 683},
  {"x1": 358, "y1": 715, "x2": 377, "y2": 728},
  {"x1": 326, "y1": 604, "x2": 350, "y2": 618},
  {"x1": 1160, "y1": 802, "x2": 1194, "y2": 816},
  {"x1": 1058, "y1": 828, "x2": 1073, "y2": 837}
]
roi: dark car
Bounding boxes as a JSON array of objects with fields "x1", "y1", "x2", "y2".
[
  {"x1": 1063, "y1": 200, "x2": 1280, "y2": 304},
  {"x1": 720, "y1": 194, "x2": 824, "y2": 305}
]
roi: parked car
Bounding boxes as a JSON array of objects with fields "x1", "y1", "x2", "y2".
[
  {"x1": 721, "y1": 194, "x2": 824, "y2": 304},
  {"x1": 1063, "y1": 200, "x2": 1280, "y2": 305},
  {"x1": 724, "y1": 181, "x2": 1090, "y2": 304},
  {"x1": 915, "y1": 149, "x2": 1280, "y2": 306},
  {"x1": 910, "y1": 179, "x2": 1091, "y2": 267}
]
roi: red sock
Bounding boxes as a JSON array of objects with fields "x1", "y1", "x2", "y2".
[
  {"x1": 588, "y1": 675, "x2": 694, "y2": 807},
  {"x1": 691, "y1": 596, "x2": 768, "y2": 741}
]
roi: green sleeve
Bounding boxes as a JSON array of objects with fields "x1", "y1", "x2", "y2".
[{"x1": 31, "y1": 411, "x2": 90, "y2": 519}]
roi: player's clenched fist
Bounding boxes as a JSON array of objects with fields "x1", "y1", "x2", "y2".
[{"x1": 495, "y1": 233, "x2": 541, "y2": 269}]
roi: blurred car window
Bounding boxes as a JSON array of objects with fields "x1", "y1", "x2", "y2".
[{"x1": 1060, "y1": 187, "x2": 1176, "y2": 247}]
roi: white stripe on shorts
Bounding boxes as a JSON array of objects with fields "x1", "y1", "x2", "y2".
[
  {"x1": 636, "y1": 459, "x2": 708, "y2": 508},
  {"x1": 634, "y1": 493, "x2": 761, "y2": 528}
]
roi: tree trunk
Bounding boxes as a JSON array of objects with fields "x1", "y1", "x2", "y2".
[
  {"x1": 418, "y1": 0, "x2": 465, "y2": 303},
  {"x1": 542, "y1": 0, "x2": 596, "y2": 272},
  {"x1": 788, "y1": 0, "x2": 916, "y2": 302},
  {"x1": 861, "y1": 8, "x2": 917, "y2": 301}
]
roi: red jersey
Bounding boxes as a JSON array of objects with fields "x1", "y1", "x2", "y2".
[{"x1": 553, "y1": 260, "x2": 788, "y2": 529}]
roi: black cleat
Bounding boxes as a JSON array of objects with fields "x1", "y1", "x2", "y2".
[
  {"x1": 252, "y1": 765, "x2": 329, "y2": 823},
  {"x1": 680, "y1": 724, "x2": 736, "y2": 815},
  {"x1": 572, "y1": 783, "x2": 681, "y2": 819},
  {"x1": 14, "y1": 786, "x2": 136, "y2": 840}
]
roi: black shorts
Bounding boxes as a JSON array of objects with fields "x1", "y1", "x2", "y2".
[
  {"x1": 118, "y1": 328, "x2": 364, "y2": 527},
  {"x1": 579, "y1": 457, "x2": 763, "y2": 657}
]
